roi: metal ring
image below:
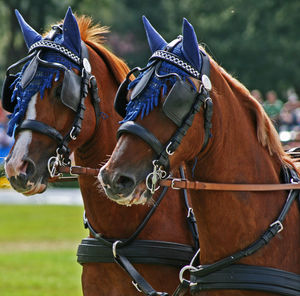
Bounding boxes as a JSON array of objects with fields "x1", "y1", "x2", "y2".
[
  {"x1": 179, "y1": 265, "x2": 198, "y2": 284},
  {"x1": 112, "y1": 240, "x2": 122, "y2": 258},
  {"x1": 145, "y1": 172, "x2": 161, "y2": 193}
]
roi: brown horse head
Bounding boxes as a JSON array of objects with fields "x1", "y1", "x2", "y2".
[
  {"x1": 99, "y1": 17, "x2": 209, "y2": 205},
  {"x1": 3, "y1": 8, "x2": 124, "y2": 195}
]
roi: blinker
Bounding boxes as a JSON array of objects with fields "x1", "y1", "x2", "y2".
[
  {"x1": 20, "y1": 54, "x2": 39, "y2": 89},
  {"x1": 162, "y1": 80, "x2": 198, "y2": 127},
  {"x1": 60, "y1": 69, "x2": 82, "y2": 112},
  {"x1": 114, "y1": 78, "x2": 130, "y2": 118},
  {"x1": 1, "y1": 74, "x2": 18, "y2": 113},
  {"x1": 130, "y1": 67, "x2": 155, "y2": 100}
]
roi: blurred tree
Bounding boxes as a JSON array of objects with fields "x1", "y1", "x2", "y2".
[{"x1": 1, "y1": 0, "x2": 300, "y2": 98}]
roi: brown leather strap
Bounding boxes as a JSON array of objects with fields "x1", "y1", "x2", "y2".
[
  {"x1": 49, "y1": 165, "x2": 300, "y2": 191},
  {"x1": 48, "y1": 165, "x2": 99, "y2": 182},
  {"x1": 160, "y1": 179, "x2": 300, "y2": 192},
  {"x1": 58, "y1": 165, "x2": 99, "y2": 176}
]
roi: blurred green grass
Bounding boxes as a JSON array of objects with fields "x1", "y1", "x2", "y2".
[{"x1": 0, "y1": 205, "x2": 88, "y2": 296}]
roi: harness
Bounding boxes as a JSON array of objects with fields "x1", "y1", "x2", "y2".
[
  {"x1": 78, "y1": 180, "x2": 199, "y2": 296},
  {"x1": 1, "y1": 25, "x2": 101, "y2": 173},
  {"x1": 3, "y1": 28, "x2": 200, "y2": 295},
  {"x1": 174, "y1": 166, "x2": 300, "y2": 296},
  {"x1": 114, "y1": 36, "x2": 300, "y2": 295}
]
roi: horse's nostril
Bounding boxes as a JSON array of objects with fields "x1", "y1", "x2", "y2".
[
  {"x1": 23, "y1": 157, "x2": 36, "y2": 178},
  {"x1": 113, "y1": 174, "x2": 135, "y2": 194}
]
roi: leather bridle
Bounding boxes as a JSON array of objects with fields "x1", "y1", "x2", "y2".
[
  {"x1": 116, "y1": 38, "x2": 213, "y2": 196},
  {"x1": 9, "y1": 26, "x2": 101, "y2": 178}
]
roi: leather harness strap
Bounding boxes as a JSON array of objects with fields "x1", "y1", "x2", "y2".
[
  {"x1": 160, "y1": 178, "x2": 300, "y2": 191},
  {"x1": 49, "y1": 165, "x2": 300, "y2": 192}
]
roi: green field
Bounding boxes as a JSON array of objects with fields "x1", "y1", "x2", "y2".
[{"x1": 0, "y1": 204, "x2": 88, "y2": 296}]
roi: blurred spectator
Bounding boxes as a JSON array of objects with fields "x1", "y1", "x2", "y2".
[
  {"x1": 281, "y1": 88, "x2": 300, "y2": 112},
  {"x1": 278, "y1": 89, "x2": 300, "y2": 147},
  {"x1": 0, "y1": 102, "x2": 14, "y2": 164},
  {"x1": 263, "y1": 90, "x2": 283, "y2": 130},
  {"x1": 251, "y1": 89, "x2": 263, "y2": 104}
]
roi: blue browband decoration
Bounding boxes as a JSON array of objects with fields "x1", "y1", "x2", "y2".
[{"x1": 7, "y1": 44, "x2": 80, "y2": 136}]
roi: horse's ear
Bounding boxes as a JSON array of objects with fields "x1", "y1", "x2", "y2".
[
  {"x1": 62, "y1": 7, "x2": 81, "y2": 57},
  {"x1": 142, "y1": 16, "x2": 167, "y2": 53},
  {"x1": 15, "y1": 9, "x2": 42, "y2": 49},
  {"x1": 182, "y1": 18, "x2": 201, "y2": 70}
]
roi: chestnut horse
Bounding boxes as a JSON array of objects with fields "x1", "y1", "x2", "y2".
[
  {"x1": 3, "y1": 9, "x2": 195, "y2": 296},
  {"x1": 100, "y1": 17, "x2": 300, "y2": 295}
]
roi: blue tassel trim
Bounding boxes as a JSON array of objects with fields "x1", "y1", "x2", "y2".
[{"x1": 7, "y1": 50, "x2": 80, "y2": 137}]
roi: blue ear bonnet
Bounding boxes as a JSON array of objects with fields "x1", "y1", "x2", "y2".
[
  {"x1": 7, "y1": 33, "x2": 80, "y2": 136},
  {"x1": 121, "y1": 41, "x2": 200, "y2": 123}
]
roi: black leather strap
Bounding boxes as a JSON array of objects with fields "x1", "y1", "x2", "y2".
[
  {"x1": 174, "y1": 166, "x2": 300, "y2": 296},
  {"x1": 77, "y1": 237, "x2": 194, "y2": 267},
  {"x1": 114, "y1": 253, "x2": 168, "y2": 296},
  {"x1": 16, "y1": 119, "x2": 63, "y2": 143},
  {"x1": 190, "y1": 264, "x2": 300, "y2": 296},
  {"x1": 117, "y1": 121, "x2": 165, "y2": 156},
  {"x1": 172, "y1": 280, "x2": 190, "y2": 296}
]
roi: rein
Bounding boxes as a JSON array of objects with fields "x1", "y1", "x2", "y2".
[{"x1": 49, "y1": 164, "x2": 300, "y2": 192}]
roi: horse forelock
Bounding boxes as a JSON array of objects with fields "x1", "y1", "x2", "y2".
[{"x1": 209, "y1": 58, "x2": 293, "y2": 167}]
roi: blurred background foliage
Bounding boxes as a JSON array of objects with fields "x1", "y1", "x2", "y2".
[{"x1": 1, "y1": 0, "x2": 300, "y2": 97}]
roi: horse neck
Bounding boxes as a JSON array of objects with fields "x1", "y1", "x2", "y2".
[
  {"x1": 72, "y1": 47, "x2": 192, "y2": 244},
  {"x1": 187, "y1": 62, "x2": 296, "y2": 266}
]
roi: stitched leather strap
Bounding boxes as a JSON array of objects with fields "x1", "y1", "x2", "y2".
[
  {"x1": 190, "y1": 264, "x2": 300, "y2": 296},
  {"x1": 59, "y1": 165, "x2": 99, "y2": 176},
  {"x1": 117, "y1": 121, "x2": 165, "y2": 156},
  {"x1": 49, "y1": 165, "x2": 300, "y2": 191},
  {"x1": 160, "y1": 178, "x2": 300, "y2": 191},
  {"x1": 77, "y1": 238, "x2": 195, "y2": 266}
]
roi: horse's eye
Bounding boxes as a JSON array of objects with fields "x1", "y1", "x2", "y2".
[{"x1": 55, "y1": 85, "x2": 62, "y2": 99}]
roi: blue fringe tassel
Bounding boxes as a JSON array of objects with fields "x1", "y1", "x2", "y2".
[{"x1": 7, "y1": 50, "x2": 80, "y2": 136}]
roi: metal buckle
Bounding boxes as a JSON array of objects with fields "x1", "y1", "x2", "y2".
[
  {"x1": 171, "y1": 178, "x2": 181, "y2": 190},
  {"x1": 69, "y1": 166, "x2": 79, "y2": 177},
  {"x1": 270, "y1": 220, "x2": 284, "y2": 233}
]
